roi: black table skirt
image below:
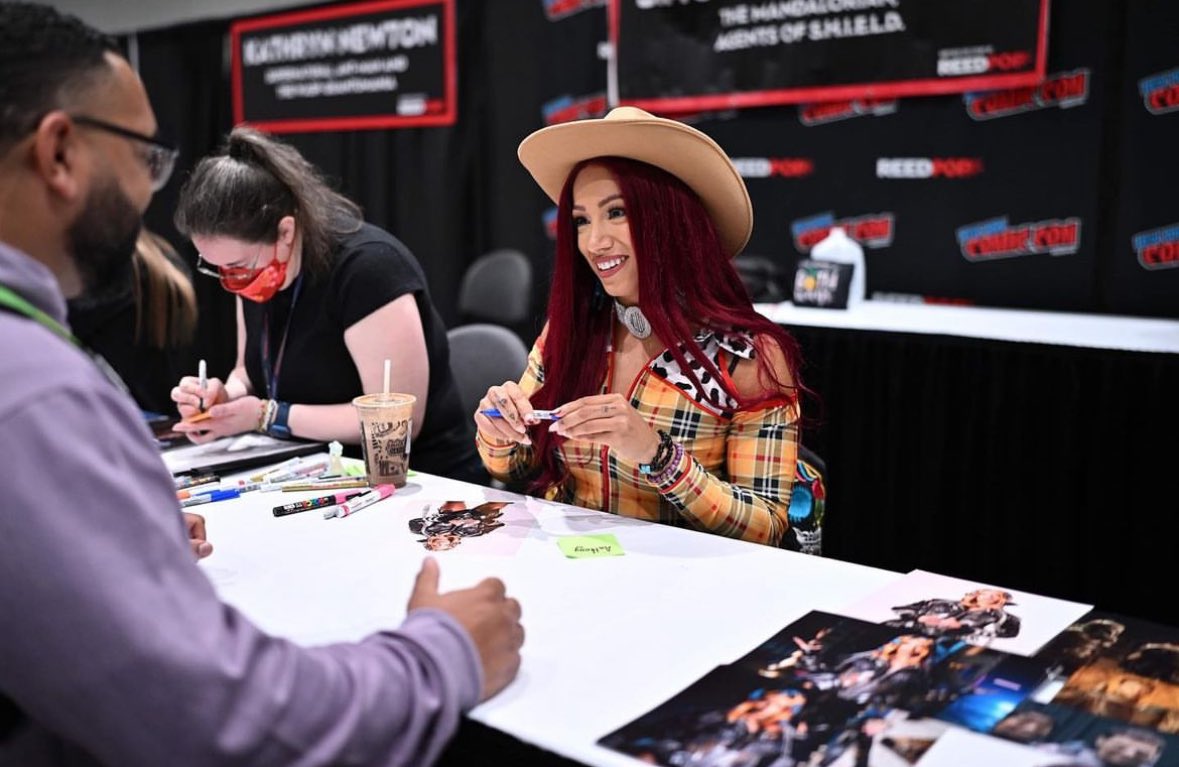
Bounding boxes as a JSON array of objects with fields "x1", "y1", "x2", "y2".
[{"x1": 786, "y1": 324, "x2": 1179, "y2": 628}]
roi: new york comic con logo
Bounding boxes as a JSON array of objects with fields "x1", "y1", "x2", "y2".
[
  {"x1": 543, "y1": 0, "x2": 605, "y2": 21},
  {"x1": 791, "y1": 212, "x2": 894, "y2": 253},
  {"x1": 1132, "y1": 223, "x2": 1179, "y2": 270},
  {"x1": 1138, "y1": 68, "x2": 1179, "y2": 115},
  {"x1": 798, "y1": 97, "x2": 897, "y2": 126},
  {"x1": 542, "y1": 93, "x2": 608, "y2": 125},
  {"x1": 956, "y1": 216, "x2": 1081, "y2": 261},
  {"x1": 964, "y1": 68, "x2": 1090, "y2": 120}
]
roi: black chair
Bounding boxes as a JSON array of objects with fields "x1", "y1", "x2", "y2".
[
  {"x1": 733, "y1": 254, "x2": 787, "y2": 303},
  {"x1": 457, "y1": 248, "x2": 533, "y2": 326},
  {"x1": 447, "y1": 323, "x2": 530, "y2": 425},
  {"x1": 447, "y1": 323, "x2": 531, "y2": 490}
]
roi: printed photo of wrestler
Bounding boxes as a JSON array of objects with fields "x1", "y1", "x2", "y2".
[{"x1": 408, "y1": 501, "x2": 510, "y2": 550}]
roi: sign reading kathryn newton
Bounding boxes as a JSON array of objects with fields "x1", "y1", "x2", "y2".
[
  {"x1": 612, "y1": 0, "x2": 1049, "y2": 112},
  {"x1": 231, "y1": 0, "x2": 456, "y2": 133}
]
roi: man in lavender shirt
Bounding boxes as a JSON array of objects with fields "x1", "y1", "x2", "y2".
[{"x1": 0, "y1": 3, "x2": 524, "y2": 765}]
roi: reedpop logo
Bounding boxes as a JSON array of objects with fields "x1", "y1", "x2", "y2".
[
  {"x1": 876, "y1": 157, "x2": 983, "y2": 179},
  {"x1": 936, "y1": 47, "x2": 1031, "y2": 77},
  {"x1": 731, "y1": 157, "x2": 814, "y2": 178}
]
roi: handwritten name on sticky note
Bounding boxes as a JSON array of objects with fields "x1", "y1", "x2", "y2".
[{"x1": 558, "y1": 534, "x2": 624, "y2": 559}]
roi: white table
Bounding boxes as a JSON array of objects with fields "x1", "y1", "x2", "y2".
[
  {"x1": 755, "y1": 300, "x2": 1179, "y2": 354},
  {"x1": 196, "y1": 468, "x2": 900, "y2": 766}
]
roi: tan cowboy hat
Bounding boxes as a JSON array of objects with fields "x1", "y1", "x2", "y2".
[{"x1": 517, "y1": 106, "x2": 752, "y2": 257}]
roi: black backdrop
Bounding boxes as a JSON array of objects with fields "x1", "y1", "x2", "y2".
[{"x1": 130, "y1": 1, "x2": 1178, "y2": 624}]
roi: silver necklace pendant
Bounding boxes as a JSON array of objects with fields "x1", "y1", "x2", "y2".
[{"x1": 614, "y1": 301, "x2": 652, "y2": 339}]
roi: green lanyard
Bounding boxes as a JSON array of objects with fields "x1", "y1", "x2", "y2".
[
  {"x1": 0, "y1": 283, "x2": 130, "y2": 395},
  {"x1": 0, "y1": 283, "x2": 81, "y2": 344}
]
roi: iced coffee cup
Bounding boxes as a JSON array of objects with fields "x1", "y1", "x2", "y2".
[{"x1": 352, "y1": 392, "x2": 416, "y2": 488}]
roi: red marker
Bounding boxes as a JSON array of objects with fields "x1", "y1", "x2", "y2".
[{"x1": 325, "y1": 484, "x2": 395, "y2": 519}]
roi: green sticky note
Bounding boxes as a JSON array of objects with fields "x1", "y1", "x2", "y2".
[{"x1": 558, "y1": 534, "x2": 624, "y2": 559}]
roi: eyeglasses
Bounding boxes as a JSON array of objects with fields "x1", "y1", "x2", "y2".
[
  {"x1": 196, "y1": 243, "x2": 273, "y2": 291},
  {"x1": 70, "y1": 115, "x2": 179, "y2": 192}
]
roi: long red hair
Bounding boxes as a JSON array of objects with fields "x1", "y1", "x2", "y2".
[{"x1": 529, "y1": 157, "x2": 809, "y2": 493}]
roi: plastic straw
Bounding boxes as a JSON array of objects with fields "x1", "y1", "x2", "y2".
[{"x1": 383, "y1": 359, "x2": 391, "y2": 394}]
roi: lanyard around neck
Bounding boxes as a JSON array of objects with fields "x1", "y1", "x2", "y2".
[
  {"x1": 0, "y1": 284, "x2": 80, "y2": 345},
  {"x1": 260, "y1": 272, "x2": 305, "y2": 400},
  {"x1": 0, "y1": 283, "x2": 131, "y2": 396}
]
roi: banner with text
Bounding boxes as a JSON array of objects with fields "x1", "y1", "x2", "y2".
[
  {"x1": 231, "y1": 0, "x2": 455, "y2": 133},
  {"x1": 611, "y1": 0, "x2": 1049, "y2": 113}
]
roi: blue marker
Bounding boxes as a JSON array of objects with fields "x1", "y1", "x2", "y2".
[
  {"x1": 479, "y1": 408, "x2": 561, "y2": 421},
  {"x1": 180, "y1": 488, "x2": 243, "y2": 507}
]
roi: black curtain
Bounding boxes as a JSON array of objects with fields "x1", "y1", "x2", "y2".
[{"x1": 133, "y1": 1, "x2": 570, "y2": 380}]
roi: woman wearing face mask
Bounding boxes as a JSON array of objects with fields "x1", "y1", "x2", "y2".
[{"x1": 169, "y1": 126, "x2": 484, "y2": 483}]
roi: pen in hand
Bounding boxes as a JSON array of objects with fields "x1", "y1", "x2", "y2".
[
  {"x1": 479, "y1": 408, "x2": 560, "y2": 421},
  {"x1": 197, "y1": 358, "x2": 208, "y2": 412}
]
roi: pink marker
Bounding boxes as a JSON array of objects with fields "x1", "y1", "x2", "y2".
[{"x1": 325, "y1": 484, "x2": 395, "y2": 519}]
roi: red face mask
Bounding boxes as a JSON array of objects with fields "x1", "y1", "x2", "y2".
[{"x1": 219, "y1": 244, "x2": 288, "y2": 303}]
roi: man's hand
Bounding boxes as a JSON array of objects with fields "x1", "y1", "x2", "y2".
[
  {"x1": 407, "y1": 557, "x2": 524, "y2": 701},
  {"x1": 184, "y1": 512, "x2": 213, "y2": 560}
]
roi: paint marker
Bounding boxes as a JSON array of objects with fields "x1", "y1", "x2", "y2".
[
  {"x1": 197, "y1": 359, "x2": 207, "y2": 411},
  {"x1": 325, "y1": 484, "x2": 395, "y2": 519},
  {"x1": 249, "y1": 455, "x2": 313, "y2": 483},
  {"x1": 479, "y1": 408, "x2": 560, "y2": 421},
  {"x1": 177, "y1": 480, "x2": 262, "y2": 500},
  {"x1": 263, "y1": 477, "x2": 370, "y2": 492},
  {"x1": 273, "y1": 490, "x2": 366, "y2": 517},
  {"x1": 180, "y1": 488, "x2": 242, "y2": 507},
  {"x1": 258, "y1": 457, "x2": 331, "y2": 486},
  {"x1": 174, "y1": 473, "x2": 219, "y2": 491}
]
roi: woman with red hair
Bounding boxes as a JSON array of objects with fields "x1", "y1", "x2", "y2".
[{"x1": 476, "y1": 107, "x2": 809, "y2": 547}]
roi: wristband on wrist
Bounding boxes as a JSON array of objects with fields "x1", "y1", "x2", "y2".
[{"x1": 267, "y1": 400, "x2": 292, "y2": 439}]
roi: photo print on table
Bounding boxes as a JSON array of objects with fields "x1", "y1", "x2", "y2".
[
  {"x1": 988, "y1": 699, "x2": 1179, "y2": 767},
  {"x1": 407, "y1": 500, "x2": 511, "y2": 551},
  {"x1": 837, "y1": 569, "x2": 1093, "y2": 657},
  {"x1": 600, "y1": 610, "x2": 1051, "y2": 767}
]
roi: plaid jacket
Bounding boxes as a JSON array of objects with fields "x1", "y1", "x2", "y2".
[{"x1": 477, "y1": 328, "x2": 800, "y2": 546}]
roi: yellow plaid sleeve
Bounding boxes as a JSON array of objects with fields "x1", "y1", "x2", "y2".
[
  {"x1": 653, "y1": 402, "x2": 799, "y2": 546},
  {"x1": 477, "y1": 334, "x2": 545, "y2": 484}
]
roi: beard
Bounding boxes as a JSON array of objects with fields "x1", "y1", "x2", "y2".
[{"x1": 66, "y1": 174, "x2": 142, "y2": 297}]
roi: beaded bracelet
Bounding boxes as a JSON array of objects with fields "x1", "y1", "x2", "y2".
[
  {"x1": 475, "y1": 430, "x2": 516, "y2": 451},
  {"x1": 649, "y1": 440, "x2": 685, "y2": 486},
  {"x1": 256, "y1": 399, "x2": 277, "y2": 433},
  {"x1": 639, "y1": 430, "x2": 674, "y2": 475}
]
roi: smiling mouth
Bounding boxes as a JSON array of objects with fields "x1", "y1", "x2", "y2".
[{"x1": 594, "y1": 255, "x2": 628, "y2": 276}]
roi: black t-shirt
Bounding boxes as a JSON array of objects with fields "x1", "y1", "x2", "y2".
[{"x1": 241, "y1": 223, "x2": 483, "y2": 482}]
